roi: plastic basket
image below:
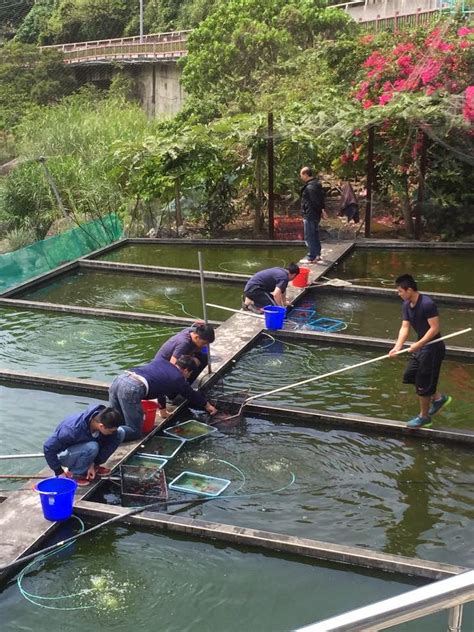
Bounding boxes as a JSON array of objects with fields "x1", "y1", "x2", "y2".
[
  {"x1": 137, "y1": 436, "x2": 185, "y2": 460},
  {"x1": 164, "y1": 420, "x2": 217, "y2": 442},
  {"x1": 306, "y1": 317, "x2": 346, "y2": 332},
  {"x1": 169, "y1": 471, "x2": 231, "y2": 497},
  {"x1": 120, "y1": 463, "x2": 168, "y2": 505}
]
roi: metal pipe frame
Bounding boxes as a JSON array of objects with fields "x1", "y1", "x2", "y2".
[{"x1": 295, "y1": 570, "x2": 474, "y2": 631}]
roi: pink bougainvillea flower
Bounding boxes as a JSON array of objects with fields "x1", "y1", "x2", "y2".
[
  {"x1": 363, "y1": 99, "x2": 374, "y2": 109},
  {"x1": 420, "y1": 60, "x2": 442, "y2": 85},
  {"x1": 457, "y1": 26, "x2": 474, "y2": 37},
  {"x1": 463, "y1": 86, "x2": 474, "y2": 123},
  {"x1": 379, "y1": 93, "x2": 393, "y2": 105},
  {"x1": 459, "y1": 40, "x2": 471, "y2": 49}
]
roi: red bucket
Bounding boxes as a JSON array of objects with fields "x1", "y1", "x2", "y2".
[
  {"x1": 292, "y1": 267, "x2": 310, "y2": 288},
  {"x1": 141, "y1": 400, "x2": 159, "y2": 433}
]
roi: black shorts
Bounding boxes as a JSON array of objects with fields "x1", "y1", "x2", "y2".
[
  {"x1": 244, "y1": 287, "x2": 276, "y2": 309},
  {"x1": 403, "y1": 342, "x2": 446, "y2": 397}
]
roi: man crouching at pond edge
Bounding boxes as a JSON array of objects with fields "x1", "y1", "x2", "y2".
[
  {"x1": 242, "y1": 264, "x2": 300, "y2": 314},
  {"x1": 389, "y1": 274, "x2": 451, "y2": 428},
  {"x1": 44, "y1": 405, "x2": 123, "y2": 486}
]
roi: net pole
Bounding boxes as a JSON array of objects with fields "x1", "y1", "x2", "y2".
[{"x1": 198, "y1": 251, "x2": 212, "y2": 374}]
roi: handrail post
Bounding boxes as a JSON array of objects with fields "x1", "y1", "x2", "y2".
[{"x1": 448, "y1": 604, "x2": 463, "y2": 632}]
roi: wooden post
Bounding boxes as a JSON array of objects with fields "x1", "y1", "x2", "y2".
[
  {"x1": 267, "y1": 112, "x2": 275, "y2": 239},
  {"x1": 414, "y1": 131, "x2": 428, "y2": 240},
  {"x1": 365, "y1": 126, "x2": 375, "y2": 238}
]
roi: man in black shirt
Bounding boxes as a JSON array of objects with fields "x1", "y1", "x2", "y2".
[
  {"x1": 389, "y1": 274, "x2": 451, "y2": 428},
  {"x1": 299, "y1": 166, "x2": 328, "y2": 264}
]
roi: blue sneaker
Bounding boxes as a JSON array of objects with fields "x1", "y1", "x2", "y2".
[
  {"x1": 407, "y1": 415, "x2": 432, "y2": 429},
  {"x1": 428, "y1": 395, "x2": 452, "y2": 416}
]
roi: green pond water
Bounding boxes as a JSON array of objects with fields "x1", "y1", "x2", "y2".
[
  {"x1": 328, "y1": 248, "x2": 474, "y2": 295},
  {"x1": 290, "y1": 291, "x2": 474, "y2": 347},
  {"x1": 94, "y1": 412, "x2": 474, "y2": 568},
  {"x1": 0, "y1": 385, "x2": 103, "y2": 489},
  {"x1": 17, "y1": 269, "x2": 241, "y2": 321},
  {"x1": 97, "y1": 242, "x2": 304, "y2": 274},
  {"x1": 2, "y1": 524, "x2": 458, "y2": 632},
  {"x1": 0, "y1": 308, "x2": 181, "y2": 382},
  {"x1": 214, "y1": 337, "x2": 474, "y2": 429}
]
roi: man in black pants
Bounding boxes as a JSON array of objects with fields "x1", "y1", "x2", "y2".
[
  {"x1": 299, "y1": 166, "x2": 328, "y2": 264},
  {"x1": 242, "y1": 264, "x2": 299, "y2": 314},
  {"x1": 389, "y1": 274, "x2": 451, "y2": 428}
]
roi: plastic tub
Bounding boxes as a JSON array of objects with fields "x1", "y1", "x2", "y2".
[
  {"x1": 169, "y1": 471, "x2": 231, "y2": 497},
  {"x1": 263, "y1": 305, "x2": 286, "y2": 330},
  {"x1": 292, "y1": 267, "x2": 310, "y2": 288},
  {"x1": 141, "y1": 400, "x2": 159, "y2": 433},
  {"x1": 35, "y1": 477, "x2": 77, "y2": 521}
]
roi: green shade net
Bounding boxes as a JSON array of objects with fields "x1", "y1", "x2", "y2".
[{"x1": 0, "y1": 213, "x2": 122, "y2": 293}]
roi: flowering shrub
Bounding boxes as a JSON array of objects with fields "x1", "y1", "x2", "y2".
[{"x1": 353, "y1": 24, "x2": 472, "y2": 109}]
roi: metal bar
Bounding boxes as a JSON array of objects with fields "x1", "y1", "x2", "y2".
[
  {"x1": 448, "y1": 604, "x2": 463, "y2": 632},
  {"x1": 267, "y1": 111, "x2": 275, "y2": 239},
  {"x1": 295, "y1": 570, "x2": 474, "y2": 631},
  {"x1": 198, "y1": 251, "x2": 212, "y2": 374},
  {"x1": 365, "y1": 126, "x2": 375, "y2": 238},
  {"x1": 0, "y1": 454, "x2": 43, "y2": 460}
]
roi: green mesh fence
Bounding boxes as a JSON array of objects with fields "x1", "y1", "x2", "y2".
[{"x1": 0, "y1": 213, "x2": 122, "y2": 293}]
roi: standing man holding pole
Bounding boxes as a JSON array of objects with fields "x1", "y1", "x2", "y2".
[
  {"x1": 299, "y1": 166, "x2": 328, "y2": 264},
  {"x1": 389, "y1": 274, "x2": 451, "y2": 428}
]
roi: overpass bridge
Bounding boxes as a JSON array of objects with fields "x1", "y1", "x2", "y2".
[{"x1": 41, "y1": 2, "x2": 468, "y2": 116}]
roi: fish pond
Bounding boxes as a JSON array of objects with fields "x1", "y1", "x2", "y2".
[
  {"x1": 289, "y1": 291, "x2": 474, "y2": 347},
  {"x1": 213, "y1": 336, "x2": 474, "y2": 429},
  {"x1": 94, "y1": 411, "x2": 474, "y2": 568},
  {"x1": 16, "y1": 269, "x2": 241, "y2": 321},
  {"x1": 0, "y1": 307, "x2": 180, "y2": 382},
  {"x1": 96, "y1": 242, "x2": 304, "y2": 274},
  {"x1": 2, "y1": 524, "x2": 459, "y2": 632},
  {"x1": 327, "y1": 248, "x2": 474, "y2": 295}
]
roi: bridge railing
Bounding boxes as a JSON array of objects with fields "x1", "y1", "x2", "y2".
[
  {"x1": 41, "y1": 33, "x2": 189, "y2": 64},
  {"x1": 41, "y1": 29, "x2": 190, "y2": 53}
]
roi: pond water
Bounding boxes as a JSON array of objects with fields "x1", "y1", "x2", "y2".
[
  {"x1": 94, "y1": 412, "x2": 474, "y2": 568},
  {"x1": 97, "y1": 243, "x2": 304, "y2": 275},
  {"x1": 2, "y1": 525, "x2": 455, "y2": 632},
  {"x1": 17, "y1": 269, "x2": 242, "y2": 321},
  {"x1": 328, "y1": 248, "x2": 474, "y2": 295},
  {"x1": 0, "y1": 385, "x2": 103, "y2": 489},
  {"x1": 290, "y1": 291, "x2": 474, "y2": 347},
  {"x1": 214, "y1": 337, "x2": 474, "y2": 429},
  {"x1": 0, "y1": 308, "x2": 181, "y2": 382}
]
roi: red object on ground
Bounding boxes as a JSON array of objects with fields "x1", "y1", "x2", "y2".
[
  {"x1": 141, "y1": 400, "x2": 159, "y2": 433},
  {"x1": 292, "y1": 267, "x2": 310, "y2": 288}
]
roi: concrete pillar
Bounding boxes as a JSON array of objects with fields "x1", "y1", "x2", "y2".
[{"x1": 133, "y1": 62, "x2": 186, "y2": 118}]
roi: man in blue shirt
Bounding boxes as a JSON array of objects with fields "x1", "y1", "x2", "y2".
[
  {"x1": 109, "y1": 355, "x2": 218, "y2": 441},
  {"x1": 44, "y1": 405, "x2": 123, "y2": 486},
  {"x1": 243, "y1": 264, "x2": 299, "y2": 314},
  {"x1": 156, "y1": 322, "x2": 215, "y2": 383},
  {"x1": 389, "y1": 274, "x2": 451, "y2": 428}
]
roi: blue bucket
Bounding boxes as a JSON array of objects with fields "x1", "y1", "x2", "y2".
[
  {"x1": 263, "y1": 305, "x2": 286, "y2": 330},
  {"x1": 35, "y1": 477, "x2": 77, "y2": 521}
]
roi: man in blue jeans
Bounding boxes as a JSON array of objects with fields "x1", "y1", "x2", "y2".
[
  {"x1": 299, "y1": 166, "x2": 328, "y2": 264},
  {"x1": 109, "y1": 355, "x2": 218, "y2": 441},
  {"x1": 43, "y1": 405, "x2": 123, "y2": 487}
]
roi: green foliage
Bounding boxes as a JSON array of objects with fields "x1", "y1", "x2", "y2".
[
  {"x1": 14, "y1": 0, "x2": 55, "y2": 44},
  {"x1": 41, "y1": 0, "x2": 132, "y2": 44},
  {"x1": 0, "y1": 42, "x2": 76, "y2": 131},
  {"x1": 5, "y1": 226, "x2": 37, "y2": 251},
  {"x1": 1, "y1": 91, "x2": 153, "y2": 238}
]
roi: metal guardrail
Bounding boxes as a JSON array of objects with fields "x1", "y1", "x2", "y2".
[{"x1": 295, "y1": 569, "x2": 474, "y2": 631}]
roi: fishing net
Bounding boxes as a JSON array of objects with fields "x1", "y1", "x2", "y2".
[
  {"x1": 0, "y1": 213, "x2": 122, "y2": 293},
  {"x1": 120, "y1": 464, "x2": 168, "y2": 506}
]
